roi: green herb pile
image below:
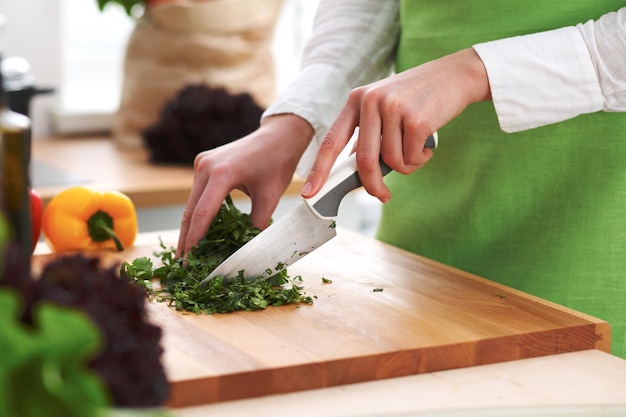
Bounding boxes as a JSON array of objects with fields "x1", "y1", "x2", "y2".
[
  {"x1": 96, "y1": 0, "x2": 144, "y2": 16},
  {"x1": 121, "y1": 196, "x2": 313, "y2": 314}
]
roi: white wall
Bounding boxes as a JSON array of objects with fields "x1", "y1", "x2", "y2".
[{"x1": 0, "y1": 0, "x2": 62, "y2": 138}]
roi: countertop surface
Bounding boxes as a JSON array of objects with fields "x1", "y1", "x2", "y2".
[
  {"x1": 31, "y1": 137, "x2": 305, "y2": 207},
  {"x1": 34, "y1": 230, "x2": 626, "y2": 415},
  {"x1": 171, "y1": 349, "x2": 626, "y2": 417}
]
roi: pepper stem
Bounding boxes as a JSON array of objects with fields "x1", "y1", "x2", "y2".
[{"x1": 87, "y1": 210, "x2": 124, "y2": 251}]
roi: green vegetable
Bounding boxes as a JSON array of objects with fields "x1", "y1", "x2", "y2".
[
  {"x1": 0, "y1": 214, "x2": 9, "y2": 269},
  {"x1": 373, "y1": 288, "x2": 384, "y2": 292},
  {"x1": 322, "y1": 277, "x2": 333, "y2": 284},
  {"x1": 0, "y1": 210, "x2": 170, "y2": 416},
  {"x1": 96, "y1": 0, "x2": 144, "y2": 16},
  {"x1": 121, "y1": 196, "x2": 313, "y2": 314},
  {"x1": 0, "y1": 289, "x2": 109, "y2": 417}
]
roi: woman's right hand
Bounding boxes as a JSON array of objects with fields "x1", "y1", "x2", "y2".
[
  {"x1": 176, "y1": 114, "x2": 313, "y2": 257},
  {"x1": 302, "y1": 48, "x2": 491, "y2": 204}
]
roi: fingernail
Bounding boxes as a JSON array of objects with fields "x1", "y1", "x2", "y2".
[{"x1": 301, "y1": 182, "x2": 312, "y2": 196}]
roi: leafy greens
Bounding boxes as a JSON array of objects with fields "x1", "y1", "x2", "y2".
[
  {"x1": 121, "y1": 196, "x2": 313, "y2": 314},
  {"x1": 0, "y1": 289, "x2": 108, "y2": 417}
]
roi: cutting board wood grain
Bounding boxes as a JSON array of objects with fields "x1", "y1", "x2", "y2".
[{"x1": 32, "y1": 229, "x2": 610, "y2": 408}]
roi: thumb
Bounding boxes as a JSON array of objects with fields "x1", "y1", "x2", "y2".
[{"x1": 248, "y1": 197, "x2": 279, "y2": 230}]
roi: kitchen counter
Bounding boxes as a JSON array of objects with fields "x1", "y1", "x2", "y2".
[
  {"x1": 31, "y1": 137, "x2": 305, "y2": 207},
  {"x1": 33, "y1": 229, "x2": 626, "y2": 416},
  {"x1": 171, "y1": 349, "x2": 626, "y2": 417}
]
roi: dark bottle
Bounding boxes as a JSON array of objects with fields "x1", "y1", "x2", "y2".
[{"x1": 0, "y1": 23, "x2": 33, "y2": 279}]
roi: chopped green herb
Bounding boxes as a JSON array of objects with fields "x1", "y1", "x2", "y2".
[
  {"x1": 329, "y1": 220, "x2": 337, "y2": 229},
  {"x1": 497, "y1": 292, "x2": 506, "y2": 299},
  {"x1": 373, "y1": 288, "x2": 384, "y2": 292},
  {"x1": 322, "y1": 277, "x2": 333, "y2": 284},
  {"x1": 120, "y1": 196, "x2": 313, "y2": 314}
]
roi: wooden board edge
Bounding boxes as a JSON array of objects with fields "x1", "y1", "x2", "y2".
[
  {"x1": 594, "y1": 321, "x2": 612, "y2": 353},
  {"x1": 164, "y1": 324, "x2": 603, "y2": 408}
]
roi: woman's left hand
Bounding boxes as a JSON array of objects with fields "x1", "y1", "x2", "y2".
[{"x1": 301, "y1": 47, "x2": 491, "y2": 203}]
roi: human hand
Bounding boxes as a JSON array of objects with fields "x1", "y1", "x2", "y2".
[
  {"x1": 301, "y1": 48, "x2": 491, "y2": 203},
  {"x1": 177, "y1": 114, "x2": 313, "y2": 257}
]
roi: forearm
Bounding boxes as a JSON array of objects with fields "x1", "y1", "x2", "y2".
[{"x1": 264, "y1": 0, "x2": 399, "y2": 148}]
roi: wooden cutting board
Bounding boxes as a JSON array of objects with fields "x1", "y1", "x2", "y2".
[{"x1": 32, "y1": 229, "x2": 610, "y2": 408}]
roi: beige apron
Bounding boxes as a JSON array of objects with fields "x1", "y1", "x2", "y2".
[{"x1": 113, "y1": 0, "x2": 283, "y2": 148}]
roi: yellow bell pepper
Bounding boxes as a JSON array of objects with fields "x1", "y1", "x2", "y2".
[{"x1": 42, "y1": 186, "x2": 138, "y2": 252}]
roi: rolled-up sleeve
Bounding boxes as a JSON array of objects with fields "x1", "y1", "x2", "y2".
[
  {"x1": 473, "y1": 7, "x2": 626, "y2": 133},
  {"x1": 263, "y1": 0, "x2": 400, "y2": 175}
]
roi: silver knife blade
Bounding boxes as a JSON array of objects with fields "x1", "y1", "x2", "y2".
[
  {"x1": 199, "y1": 133, "x2": 438, "y2": 287},
  {"x1": 201, "y1": 151, "x2": 361, "y2": 285},
  {"x1": 202, "y1": 202, "x2": 336, "y2": 284}
]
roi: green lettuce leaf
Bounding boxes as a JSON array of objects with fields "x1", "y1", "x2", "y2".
[{"x1": 0, "y1": 289, "x2": 110, "y2": 417}]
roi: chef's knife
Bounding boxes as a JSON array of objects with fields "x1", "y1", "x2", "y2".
[{"x1": 199, "y1": 133, "x2": 437, "y2": 287}]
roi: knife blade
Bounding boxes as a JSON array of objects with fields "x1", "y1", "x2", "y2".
[{"x1": 199, "y1": 133, "x2": 437, "y2": 287}]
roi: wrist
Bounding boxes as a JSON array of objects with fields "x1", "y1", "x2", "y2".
[
  {"x1": 459, "y1": 48, "x2": 492, "y2": 103},
  {"x1": 260, "y1": 113, "x2": 314, "y2": 148}
]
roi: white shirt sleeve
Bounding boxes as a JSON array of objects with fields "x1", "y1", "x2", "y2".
[
  {"x1": 473, "y1": 8, "x2": 626, "y2": 133},
  {"x1": 263, "y1": 0, "x2": 399, "y2": 176}
]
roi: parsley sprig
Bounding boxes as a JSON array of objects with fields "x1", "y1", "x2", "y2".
[{"x1": 120, "y1": 196, "x2": 313, "y2": 314}]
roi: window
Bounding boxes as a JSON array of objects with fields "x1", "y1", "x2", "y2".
[
  {"x1": 1, "y1": 0, "x2": 320, "y2": 137},
  {"x1": 61, "y1": 0, "x2": 134, "y2": 115}
]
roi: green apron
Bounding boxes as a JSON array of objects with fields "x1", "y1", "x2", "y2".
[{"x1": 378, "y1": 1, "x2": 626, "y2": 358}]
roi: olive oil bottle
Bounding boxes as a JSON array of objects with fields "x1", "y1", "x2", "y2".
[{"x1": 0, "y1": 17, "x2": 33, "y2": 279}]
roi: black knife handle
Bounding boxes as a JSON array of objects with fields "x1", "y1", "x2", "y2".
[{"x1": 310, "y1": 134, "x2": 437, "y2": 218}]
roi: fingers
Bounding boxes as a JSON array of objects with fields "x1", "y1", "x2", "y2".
[
  {"x1": 302, "y1": 95, "x2": 360, "y2": 198},
  {"x1": 303, "y1": 83, "x2": 437, "y2": 204},
  {"x1": 355, "y1": 88, "x2": 390, "y2": 203},
  {"x1": 248, "y1": 192, "x2": 279, "y2": 231},
  {"x1": 177, "y1": 114, "x2": 314, "y2": 258},
  {"x1": 399, "y1": 118, "x2": 435, "y2": 168},
  {"x1": 178, "y1": 187, "x2": 226, "y2": 257},
  {"x1": 176, "y1": 155, "x2": 208, "y2": 256},
  {"x1": 370, "y1": 82, "x2": 434, "y2": 171},
  {"x1": 379, "y1": 117, "x2": 434, "y2": 174},
  {"x1": 355, "y1": 88, "x2": 433, "y2": 202},
  {"x1": 177, "y1": 155, "x2": 231, "y2": 257}
]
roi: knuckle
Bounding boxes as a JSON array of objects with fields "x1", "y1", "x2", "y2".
[
  {"x1": 380, "y1": 149, "x2": 402, "y2": 168},
  {"x1": 319, "y1": 135, "x2": 338, "y2": 153},
  {"x1": 403, "y1": 117, "x2": 433, "y2": 137},
  {"x1": 193, "y1": 151, "x2": 234, "y2": 177},
  {"x1": 355, "y1": 152, "x2": 379, "y2": 171},
  {"x1": 193, "y1": 151, "x2": 210, "y2": 170},
  {"x1": 318, "y1": 131, "x2": 348, "y2": 161},
  {"x1": 209, "y1": 162, "x2": 232, "y2": 179},
  {"x1": 180, "y1": 209, "x2": 193, "y2": 225},
  {"x1": 351, "y1": 85, "x2": 387, "y2": 110},
  {"x1": 394, "y1": 164, "x2": 416, "y2": 175},
  {"x1": 379, "y1": 94, "x2": 402, "y2": 113},
  {"x1": 190, "y1": 205, "x2": 211, "y2": 222},
  {"x1": 348, "y1": 86, "x2": 367, "y2": 103}
]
